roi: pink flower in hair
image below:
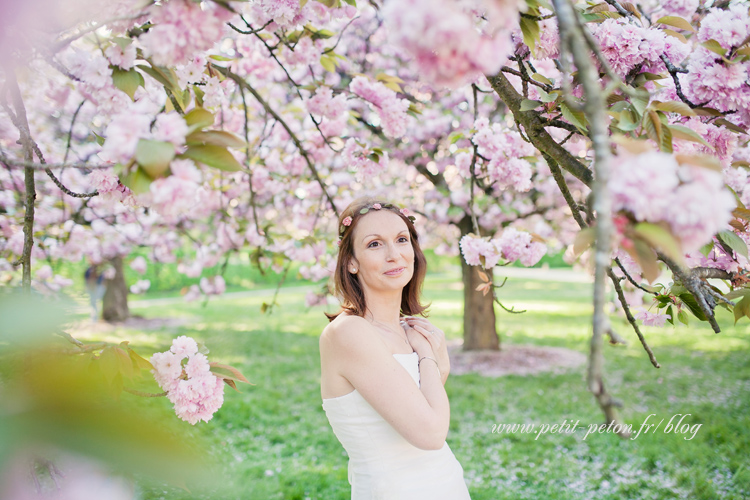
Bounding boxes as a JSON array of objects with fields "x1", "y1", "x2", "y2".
[
  {"x1": 373, "y1": 203, "x2": 382, "y2": 209},
  {"x1": 336, "y1": 239, "x2": 342, "y2": 247},
  {"x1": 400, "y1": 208, "x2": 410, "y2": 216},
  {"x1": 342, "y1": 216, "x2": 352, "y2": 226}
]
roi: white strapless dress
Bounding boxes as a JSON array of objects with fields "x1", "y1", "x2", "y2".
[{"x1": 321, "y1": 352, "x2": 472, "y2": 500}]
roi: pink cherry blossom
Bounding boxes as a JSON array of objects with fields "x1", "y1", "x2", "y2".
[
  {"x1": 139, "y1": 0, "x2": 233, "y2": 67},
  {"x1": 342, "y1": 138, "x2": 389, "y2": 179},
  {"x1": 130, "y1": 256, "x2": 148, "y2": 274},
  {"x1": 105, "y1": 42, "x2": 136, "y2": 70},
  {"x1": 382, "y1": 0, "x2": 517, "y2": 88},
  {"x1": 634, "y1": 309, "x2": 672, "y2": 327},
  {"x1": 129, "y1": 279, "x2": 150, "y2": 294},
  {"x1": 170, "y1": 335, "x2": 199, "y2": 359}
]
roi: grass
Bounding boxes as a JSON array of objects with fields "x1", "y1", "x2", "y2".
[{"x1": 71, "y1": 266, "x2": 750, "y2": 500}]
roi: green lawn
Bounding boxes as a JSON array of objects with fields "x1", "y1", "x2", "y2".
[{"x1": 73, "y1": 268, "x2": 750, "y2": 500}]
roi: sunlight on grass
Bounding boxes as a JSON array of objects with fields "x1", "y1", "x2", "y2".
[{"x1": 85, "y1": 269, "x2": 750, "y2": 500}]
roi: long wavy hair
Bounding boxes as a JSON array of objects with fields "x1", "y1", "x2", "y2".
[{"x1": 324, "y1": 196, "x2": 430, "y2": 322}]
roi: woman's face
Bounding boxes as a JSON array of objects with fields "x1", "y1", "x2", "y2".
[{"x1": 349, "y1": 210, "x2": 415, "y2": 294}]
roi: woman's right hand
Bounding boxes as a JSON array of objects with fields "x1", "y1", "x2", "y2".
[{"x1": 402, "y1": 320, "x2": 434, "y2": 356}]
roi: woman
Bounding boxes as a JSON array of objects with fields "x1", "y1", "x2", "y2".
[{"x1": 319, "y1": 197, "x2": 471, "y2": 499}]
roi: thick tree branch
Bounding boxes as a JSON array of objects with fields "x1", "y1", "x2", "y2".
[
  {"x1": 555, "y1": 0, "x2": 629, "y2": 436},
  {"x1": 486, "y1": 72, "x2": 593, "y2": 186},
  {"x1": 5, "y1": 73, "x2": 36, "y2": 292}
]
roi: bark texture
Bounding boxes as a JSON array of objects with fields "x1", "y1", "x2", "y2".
[{"x1": 102, "y1": 256, "x2": 130, "y2": 322}]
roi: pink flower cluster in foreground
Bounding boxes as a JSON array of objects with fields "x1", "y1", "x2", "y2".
[
  {"x1": 460, "y1": 228, "x2": 547, "y2": 269},
  {"x1": 383, "y1": 0, "x2": 518, "y2": 88},
  {"x1": 140, "y1": 0, "x2": 233, "y2": 67},
  {"x1": 349, "y1": 77, "x2": 409, "y2": 138},
  {"x1": 151, "y1": 336, "x2": 224, "y2": 425},
  {"x1": 609, "y1": 151, "x2": 735, "y2": 253}
]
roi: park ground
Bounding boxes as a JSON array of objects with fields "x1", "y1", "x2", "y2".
[{"x1": 70, "y1": 260, "x2": 750, "y2": 500}]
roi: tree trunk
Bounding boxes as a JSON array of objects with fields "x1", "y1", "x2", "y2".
[
  {"x1": 103, "y1": 256, "x2": 129, "y2": 322},
  {"x1": 457, "y1": 216, "x2": 499, "y2": 351}
]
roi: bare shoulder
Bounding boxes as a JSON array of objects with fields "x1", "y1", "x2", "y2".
[{"x1": 320, "y1": 314, "x2": 385, "y2": 358}]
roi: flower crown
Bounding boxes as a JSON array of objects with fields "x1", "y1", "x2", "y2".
[{"x1": 336, "y1": 203, "x2": 416, "y2": 246}]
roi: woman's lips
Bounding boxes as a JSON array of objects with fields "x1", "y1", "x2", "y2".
[{"x1": 385, "y1": 267, "x2": 405, "y2": 276}]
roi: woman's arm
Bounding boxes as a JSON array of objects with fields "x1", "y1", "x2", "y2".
[{"x1": 321, "y1": 316, "x2": 450, "y2": 450}]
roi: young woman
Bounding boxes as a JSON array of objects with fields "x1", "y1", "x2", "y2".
[{"x1": 319, "y1": 197, "x2": 471, "y2": 499}]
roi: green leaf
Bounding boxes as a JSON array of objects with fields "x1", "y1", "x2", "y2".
[
  {"x1": 667, "y1": 124, "x2": 713, "y2": 149},
  {"x1": 320, "y1": 55, "x2": 336, "y2": 73},
  {"x1": 560, "y1": 102, "x2": 587, "y2": 133},
  {"x1": 713, "y1": 118, "x2": 748, "y2": 135},
  {"x1": 520, "y1": 17, "x2": 540, "y2": 54},
  {"x1": 209, "y1": 362, "x2": 251, "y2": 385},
  {"x1": 92, "y1": 131, "x2": 105, "y2": 146},
  {"x1": 180, "y1": 145, "x2": 242, "y2": 171},
  {"x1": 677, "y1": 308, "x2": 689, "y2": 325},
  {"x1": 701, "y1": 39, "x2": 727, "y2": 56},
  {"x1": 734, "y1": 295, "x2": 750, "y2": 324},
  {"x1": 119, "y1": 166, "x2": 153, "y2": 195},
  {"x1": 717, "y1": 229, "x2": 748, "y2": 258},
  {"x1": 113, "y1": 347, "x2": 135, "y2": 379},
  {"x1": 656, "y1": 15, "x2": 696, "y2": 32},
  {"x1": 208, "y1": 54, "x2": 235, "y2": 61},
  {"x1": 185, "y1": 107, "x2": 215, "y2": 130},
  {"x1": 630, "y1": 94, "x2": 649, "y2": 117},
  {"x1": 678, "y1": 292, "x2": 708, "y2": 321},
  {"x1": 135, "y1": 139, "x2": 175, "y2": 179},
  {"x1": 136, "y1": 64, "x2": 181, "y2": 93},
  {"x1": 111, "y1": 68, "x2": 144, "y2": 100},
  {"x1": 666, "y1": 305, "x2": 674, "y2": 325},
  {"x1": 632, "y1": 222, "x2": 685, "y2": 265},
  {"x1": 573, "y1": 227, "x2": 595, "y2": 257},
  {"x1": 629, "y1": 239, "x2": 661, "y2": 284},
  {"x1": 531, "y1": 73, "x2": 553, "y2": 86},
  {"x1": 99, "y1": 347, "x2": 119, "y2": 383},
  {"x1": 128, "y1": 348, "x2": 154, "y2": 372},
  {"x1": 520, "y1": 99, "x2": 543, "y2": 111},
  {"x1": 616, "y1": 107, "x2": 640, "y2": 132},
  {"x1": 699, "y1": 240, "x2": 714, "y2": 257},
  {"x1": 186, "y1": 130, "x2": 246, "y2": 148},
  {"x1": 660, "y1": 122, "x2": 674, "y2": 153},
  {"x1": 651, "y1": 100, "x2": 696, "y2": 116}
]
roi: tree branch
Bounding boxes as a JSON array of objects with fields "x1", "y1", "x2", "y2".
[
  {"x1": 487, "y1": 72, "x2": 593, "y2": 186},
  {"x1": 211, "y1": 64, "x2": 339, "y2": 218}
]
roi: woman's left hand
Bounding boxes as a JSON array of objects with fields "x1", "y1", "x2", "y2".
[{"x1": 404, "y1": 317, "x2": 450, "y2": 380}]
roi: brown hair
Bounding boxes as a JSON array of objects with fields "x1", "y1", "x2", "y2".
[{"x1": 324, "y1": 196, "x2": 430, "y2": 322}]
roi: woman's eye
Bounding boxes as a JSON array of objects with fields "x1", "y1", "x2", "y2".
[
  {"x1": 368, "y1": 241, "x2": 379, "y2": 248},
  {"x1": 399, "y1": 237, "x2": 408, "y2": 243}
]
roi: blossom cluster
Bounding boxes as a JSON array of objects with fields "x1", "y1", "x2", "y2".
[
  {"x1": 382, "y1": 0, "x2": 517, "y2": 88},
  {"x1": 139, "y1": 0, "x2": 233, "y2": 67},
  {"x1": 684, "y1": 5, "x2": 750, "y2": 126},
  {"x1": 459, "y1": 227, "x2": 547, "y2": 269},
  {"x1": 455, "y1": 117, "x2": 536, "y2": 192},
  {"x1": 150, "y1": 336, "x2": 224, "y2": 425},
  {"x1": 589, "y1": 19, "x2": 690, "y2": 78},
  {"x1": 609, "y1": 151, "x2": 736, "y2": 253},
  {"x1": 342, "y1": 138, "x2": 389, "y2": 179},
  {"x1": 349, "y1": 77, "x2": 410, "y2": 138}
]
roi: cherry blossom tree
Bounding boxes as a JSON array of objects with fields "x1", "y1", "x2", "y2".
[{"x1": 1, "y1": 0, "x2": 750, "y2": 441}]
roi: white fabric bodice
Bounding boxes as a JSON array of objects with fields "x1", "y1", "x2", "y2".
[{"x1": 322, "y1": 352, "x2": 471, "y2": 500}]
